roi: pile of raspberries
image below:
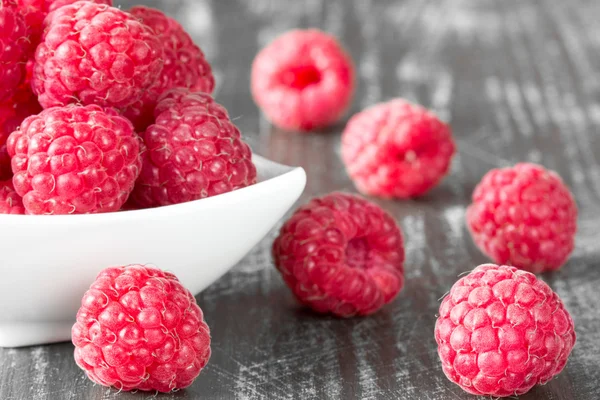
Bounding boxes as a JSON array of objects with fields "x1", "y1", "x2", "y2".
[{"x1": 0, "y1": 2, "x2": 579, "y2": 398}]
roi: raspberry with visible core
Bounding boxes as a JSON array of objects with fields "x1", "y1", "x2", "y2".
[
  {"x1": 272, "y1": 192, "x2": 405, "y2": 317},
  {"x1": 72, "y1": 264, "x2": 211, "y2": 392},
  {"x1": 466, "y1": 163, "x2": 578, "y2": 273},
  {"x1": 7, "y1": 104, "x2": 142, "y2": 215},
  {"x1": 31, "y1": 1, "x2": 164, "y2": 110},
  {"x1": 0, "y1": 84, "x2": 42, "y2": 180},
  {"x1": 341, "y1": 99, "x2": 456, "y2": 199},
  {"x1": 435, "y1": 264, "x2": 576, "y2": 397},
  {"x1": 0, "y1": 1, "x2": 32, "y2": 102},
  {"x1": 0, "y1": 180, "x2": 24, "y2": 214},
  {"x1": 251, "y1": 29, "x2": 355, "y2": 131},
  {"x1": 130, "y1": 88, "x2": 257, "y2": 208},
  {"x1": 123, "y1": 6, "x2": 215, "y2": 131}
]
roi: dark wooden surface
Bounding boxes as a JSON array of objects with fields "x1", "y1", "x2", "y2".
[{"x1": 2, "y1": 0, "x2": 600, "y2": 399}]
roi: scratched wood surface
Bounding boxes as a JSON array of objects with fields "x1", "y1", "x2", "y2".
[{"x1": 1, "y1": 0, "x2": 599, "y2": 399}]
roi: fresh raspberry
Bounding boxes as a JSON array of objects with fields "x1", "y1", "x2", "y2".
[
  {"x1": 251, "y1": 29, "x2": 355, "y2": 131},
  {"x1": 0, "y1": 84, "x2": 42, "y2": 180},
  {"x1": 0, "y1": 180, "x2": 24, "y2": 214},
  {"x1": 122, "y1": 6, "x2": 215, "y2": 131},
  {"x1": 31, "y1": 2, "x2": 164, "y2": 110},
  {"x1": 7, "y1": 104, "x2": 142, "y2": 214},
  {"x1": 272, "y1": 192, "x2": 405, "y2": 317},
  {"x1": 72, "y1": 264, "x2": 211, "y2": 392},
  {"x1": 130, "y1": 88, "x2": 257, "y2": 208},
  {"x1": 466, "y1": 163, "x2": 577, "y2": 273},
  {"x1": 341, "y1": 99, "x2": 456, "y2": 199},
  {"x1": 0, "y1": 1, "x2": 32, "y2": 102},
  {"x1": 435, "y1": 264, "x2": 576, "y2": 397},
  {"x1": 15, "y1": 0, "x2": 113, "y2": 45}
]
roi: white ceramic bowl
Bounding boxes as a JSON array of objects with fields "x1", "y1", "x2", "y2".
[{"x1": 0, "y1": 155, "x2": 306, "y2": 348}]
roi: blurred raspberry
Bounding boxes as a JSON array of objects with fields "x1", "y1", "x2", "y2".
[
  {"x1": 72, "y1": 264, "x2": 211, "y2": 392},
  {"x1": 435, "y1": 264, "x2": 576, "y2": 397},
  {"x1": 31, "y1": 1, "x2": 164, "y2": 110},
  {"x1": 0, "y1": 84, "x2": 42, "y2": 180},
  {"x1": 342, "y1": 99, "x2": 456, "y2": 199},
  {"x1": 7, "y1": 104, "x2": 142, "y2": 214},
  {"x1": 122, "y1": 6, "x2": 215, "y2": 131},
  {"x1": 0, "y1": 180, "x2": 24, "y2": 214},
  {"x1": 0, "y1": 1, "x2": 32, "y2": 102},
  {"x1": 467, "y1": 163, "x2": 578, "y2": 273},
  {"x1": 130, "y1": 88, "x2": 257, "y2": 208},
  {"x1": 251, "y1": 29, "x2": 355, "y2": 131},
  {"x1": 272, "y1": 192, "x2": 405, "y2": 317}
]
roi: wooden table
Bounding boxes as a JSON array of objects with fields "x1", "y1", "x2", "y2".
[{"x1": 1, "y1": 0, "x2": 599, "y2": 399}]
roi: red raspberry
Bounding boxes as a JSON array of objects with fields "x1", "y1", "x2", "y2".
[
  {"x1": 0, "y1": 1, "x2": 32, "y2": 102},
  {"x1": 466, "y1": 163, "x2": 578, "y2": 273},
  {"x1": 31, "y1": 2, "x2": 164, "y2": 110},
  {"x1": 251, "y1": 29, "x2": 355, "y2": 131},
  {"x1": 72, "y1": 264, "x2": 211, "y2": 392},
  {"x1": 435, "y1": 264, "x2": 576, "y2": 397},
  {"x1": 0, "y1": 180, "x2": 24, "y2": 214},
  {"x1": 7, "y1": 104, "x2": 142, "y2": 215},
  {"x1": 130, "y1": 88, "x2": 257, "y2": 208},
  {"x1": 341, "y1": 99, "x2": 456, "y2": 199},
  {"x1": 122, "y1": 6, "x2": 215, "y2": 131},
  {"x1": 0, "y1": 84, "x2": 42, "y2": 180},
  {"x1": 272, "y1": 192, "x2": 405, "y2": 317},
  {"x1": 15, "y1": 0, "x2": 113, "y2": 45}
]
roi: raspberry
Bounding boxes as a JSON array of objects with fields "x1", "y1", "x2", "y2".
[
  {"x1": 15, "y1": 0, "x2": 113, "y2": 45},
  {"x1": 251, "y1": 29, "x2": 355, "y2": 131},
  {"x1": 341, "y1": 99, "x2": 456, "y2": 199},
  {"x1": 31, "y1": 2, "x2": 164, "y2": 110},
  {"x1": 72, "y1": 264, "x2": 211, "y2": 392},
  {"x1": 122, "y1": 6, "x2": 215, "y2": 131},
  {"x1": 435, "y1": 264, "x2": 576, "y2": 397},
  {"x1": 7, "y1": 104, "x2": 142, "y2": 214},
  {"x1": 0, "y1": 180, "x2": 24, "y2": 214},
  {"x1": 0, "y1": 84, "x2": 42, "y2": 180},
  {"x1": 0, "y1": 1, "x2": 32, "y2": 102},
  {"x1": 272, "y1": 192, "x2": 405, "y2": 317},
  {"x1": 466, "y1": 163, "x2": 578, "y2": 273},
  {"x1": 130, "y1": 88, "x2": 257, "y2": 208}
]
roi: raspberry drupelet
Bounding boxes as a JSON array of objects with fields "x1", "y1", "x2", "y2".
[
  {"x1": 31, "y1": 1, "x2": 164, "y2": 110},
  {"x1": 251, "y1": 29, "x2": 355, "y2": 131},
  {"x1": 0, "y1": 180, "x2": 24, "y2": 214},
  {"x1": 341, "y1": 98, "x2": 456, "y2": 199},
  {"x1": 72, "y1": 264, "x2": 211, "y2": 392},
  {"x1": 435, "y1": 264, "x2": 576, "y2": 397},
  {"x1": 272, "y1": 192, "x2": 405, "y2": 317},
  {"x1": 123, "y1": 6, "x2": 215, "y2": 131},
  {"x1": 0, "y1": 1, "x2": 32, "y2": 102},
  {"x1": 130, "y1": 88, "x2": 257, "y2": 208},
  {"x1": 466, "y1": 163, "x2": 578, "y2": 273},
  {"x1": 7, "y1": 104, "x2": 142, "y2": 215}
]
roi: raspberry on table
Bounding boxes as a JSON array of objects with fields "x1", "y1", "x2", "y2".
[
  {"x1": 0, "y1": 1, "x2": 32, "y2": 103},
  {"x1": 341, "y1": 99, "x2": 456, "y2": 199},
  {"x1": 434, "y1": 264, "x2": 576, "y2": 397},
  {"x1": 7, "y1": 104, "x2": 142, "y2": 215},
  {"x1": 466, "y1": 163, "x2": 578, "y2": 273},
  {"x1": 251, "y1": 29, "x2": 355, "y2": 132},
  {"x1": 130, "y1": 88, "x2": 257, "y2": 208},
  {"x1": 272, "y1": 192, "x2": 405, "y2": 317},
  {"x1": 31, "y1": 1, "x2": 164, "y2": 110},
  {"x1": 72, "y1": 264, "x2": 211, "y2": 392},
  {"x1": 0, "y1": 84, "x2": 42, "y2": 180},
  {"x1": 122, "y1": 6, "x2": 215, "y2": 131},
  {"x1": 0, "y1": 180, "x2": 24, "y2": 214}
]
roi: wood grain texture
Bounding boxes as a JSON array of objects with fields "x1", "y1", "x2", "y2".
[{"x1": 1, "y1": 0, "x2": 599, "y2": 399}]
